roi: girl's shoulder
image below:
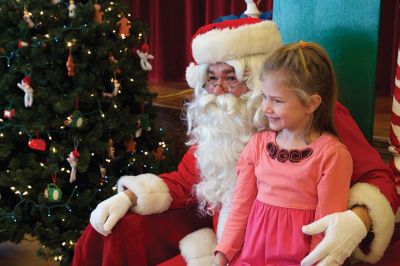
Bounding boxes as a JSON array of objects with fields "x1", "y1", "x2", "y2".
[{"x1": 313, "y1": 133, "x2": 349, "y2": 154}]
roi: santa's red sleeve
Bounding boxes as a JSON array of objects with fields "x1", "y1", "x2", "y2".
[
  {"x1": 116, "y1": 146, "x2": 200, "y2": 215},
  {"x1": 334, "y1": 102, "x2": 399, "y2": 263}
]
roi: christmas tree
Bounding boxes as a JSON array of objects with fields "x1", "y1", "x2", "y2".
[{"x1": 0, "y1": 0, "x2": 172, "y2": 264}]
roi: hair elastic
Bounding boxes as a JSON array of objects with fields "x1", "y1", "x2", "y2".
[{"x1": 299, "y1": 40, "x2": 306, "y2": 48}]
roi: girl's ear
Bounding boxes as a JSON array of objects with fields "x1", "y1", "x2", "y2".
[{"x1": 306, "y1": 94, "x2": 322, "y2": 114}]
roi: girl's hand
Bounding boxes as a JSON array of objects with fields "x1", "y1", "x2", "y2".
[{"x1": 214, "y1": 251, "x2": 229, "y2": 266}]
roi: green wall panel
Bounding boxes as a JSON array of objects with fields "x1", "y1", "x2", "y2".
[{"x1": 273, "y1": 0, "x2": 381, "y2": 141}]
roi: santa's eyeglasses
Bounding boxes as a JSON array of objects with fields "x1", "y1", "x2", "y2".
[{"x1": 202, "y1": 78, "x2": 245, "y2": 94}]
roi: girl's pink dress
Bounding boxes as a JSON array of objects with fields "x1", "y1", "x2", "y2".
[{"x1": 215, "y1": 131, "x2": 353, "y2": 265}]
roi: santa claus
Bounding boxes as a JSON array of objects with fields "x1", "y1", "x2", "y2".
[{"x1": 73, "y1": 17, "x2": 399, "y2": 266}]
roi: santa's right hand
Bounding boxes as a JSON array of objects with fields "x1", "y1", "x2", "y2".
[{"x1": 90, "y1": 192, "x2": 132, "y2": 236}]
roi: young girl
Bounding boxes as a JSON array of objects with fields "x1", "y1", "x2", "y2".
[{"x1": 214, "y1": 41, "x2": 353, "y2": 265}]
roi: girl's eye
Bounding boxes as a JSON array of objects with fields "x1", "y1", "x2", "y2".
[
  {"x1": 208, "y1": 76, "x2": 218, "y2": 81},
  {"x1": 227, "y1": 76, "x2": 237, "y2": 82},
  {"x1": 273, "y1": 99, "x2": 282, "y2": 103}
]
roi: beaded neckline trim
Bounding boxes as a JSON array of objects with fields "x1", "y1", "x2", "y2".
[{"x1": 266, "y1": 142, "x2": 313, "y2": 163}]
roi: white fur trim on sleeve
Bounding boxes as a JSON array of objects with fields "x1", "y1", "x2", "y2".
[
  {"x1": 117, "y1": 174, "x2": 172, "y2": 215},
  {"x1": 179, "y1": 228, "x2": 217, "y2": 266},
  {"x1": 348, "y1": 183, "x2": 395, "y2": 263}
]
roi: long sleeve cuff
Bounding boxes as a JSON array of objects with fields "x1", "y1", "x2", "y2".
[
  {"x1": 348, "y1": 183, "x2": 395, "y2": 263},
  {"x1": 117, "y1": 174, "x2": 172, "y2": 215}
]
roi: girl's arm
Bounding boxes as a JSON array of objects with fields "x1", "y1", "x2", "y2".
[
  {"x1": 310, "y1": 143, "x2": 353, "y2": 251},
  {"x1": 214, "y1": 136, "x2": 258, "y2": 262}
]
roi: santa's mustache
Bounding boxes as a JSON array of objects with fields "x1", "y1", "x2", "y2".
[{"x1": 196, "y1": 93, "x2": 244, "y2": 115}]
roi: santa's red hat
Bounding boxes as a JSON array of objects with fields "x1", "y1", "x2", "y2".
[{"x1": 186, "y1": 17, "x2": 282, "y2": 89}]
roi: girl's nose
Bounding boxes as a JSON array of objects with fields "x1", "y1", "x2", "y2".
[{"x1": 263, "y1": 100, "x2": 272, "y2": 113}]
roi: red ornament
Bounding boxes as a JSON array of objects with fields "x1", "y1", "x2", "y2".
[
  {"x1": 22, "y1": 76, "x2": 31, "y2": 85},
  {"x1": 72, "y1": 149, "x2": 80, "y2": 158},
  {"x1": 141, "y1": 43, "x2": 149, "y2": 53},
  {"x1": 3, "y1": 108, "x2": 15, "y2": 119},
  {"x1": 28, "y1": 138, "x2": 46, "y2": 151},
  {"x1": 18, "y1": 40, "x2": 28, "y2": 48}
]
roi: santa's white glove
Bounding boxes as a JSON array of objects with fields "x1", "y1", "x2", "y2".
[
  {"x1": 301, "y1": 210, "x2": 368, "y2": 266},
  {"x1": 90, "y1": 192, "x2": 132, "y2": 236}
]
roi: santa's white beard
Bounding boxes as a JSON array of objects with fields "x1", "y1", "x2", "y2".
[{"x1": 185, "y1": 92, "x2": 254, "y2": 215}]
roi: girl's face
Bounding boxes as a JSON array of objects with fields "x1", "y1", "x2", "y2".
[{"x1": 261, "y1": 72, "x2": 317, "y2": 134}]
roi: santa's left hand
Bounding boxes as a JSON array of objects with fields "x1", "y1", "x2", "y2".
[{"x1": 301, "y1": 210, "x2": 367, "y2": 266}]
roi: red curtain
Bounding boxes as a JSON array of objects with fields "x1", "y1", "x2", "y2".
[
  {"x1": 129, "y1": 0, "x2": 398, "y2": 94},
  {"x1": 376, "y1": 0, "x2": 400, "y2": 96},
  {"x1": 129, "y1": 0, "x2": 273, "y2": 82}
]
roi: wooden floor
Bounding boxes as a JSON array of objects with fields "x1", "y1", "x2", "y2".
[
  {"x1": 0, "y1": 84, "x2": 393, "y2": 266},
  {"x1": 374, "y1": 95, "x2": 392, "y2": 140}
]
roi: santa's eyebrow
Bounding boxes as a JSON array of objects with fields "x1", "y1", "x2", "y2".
[{"x1": 207, "y1": 69, "x2": 236, "y2": 75}]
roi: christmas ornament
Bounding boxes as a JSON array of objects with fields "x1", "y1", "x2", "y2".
[
  {"x1": 152, "y1": 146, "x2": 166, "y2": 161},
  {"x1": 136, "y1": 43, "x2": 154, "y2": 71},
  {"x1": 125, "y1": 138, "x2": 136, "y2": 153},
  {"x1": 69, "y1": 0, "x2": 76, "y2": 18},
  {"x1": 67, "y1": 149, "x2": 80, "y2": 183},
  {"x1": 108, "y1": 53, "x2": 118, "y2": 64},
  {"x1": 64, "y1": 97, "x2": 84, "y2": 128},
  {"x1": 64, "y1": 111, "x2": 84, "y2": 128},
  {"x1": 66, "y1": 50, "x2": 74, "y2": 76},
  {"x1": 99, "y1": 164, "x2": 107, "y2": 184},
  {"x1": 94, "y1": 3, "x2": 104, "y2": 24},
  {"x1": 51, "y1": 0, "x2": 61, "y2": 4},
  {"x1": 44, "y1": 175, "x2": 62, "y2": 202},
  {"x1": 17, "y1": 77, "x2": 34, "y2": 108},
  {"x1": 112, "y1": 79, "x2": 121, "y2": 96},
  {"x1": 135, "y1": 115, "x2": 151, "y2": 138},
  {"x1": 44, "y1": 184, "x2": 62, "y2": 202},
  {"x1": 118, "y1": 16, "x2": 131, "y2": 38},
  {"x1": 18, "y1": 40, "x2": 28, "y2": 48},
  {"x1": 108, "y1": 139, "x2": 115, "y2": 159},
  {"x1": 28, "y1": 138, "x2": 46, "y2": 151},
  {"x1": 23, "y1": 10, "x2": 34, "y2": 28},
  {"x1": 3, "y1": 108, "x2": 15, "y2": 119}
]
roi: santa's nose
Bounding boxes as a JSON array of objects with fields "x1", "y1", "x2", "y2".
[{"x1": 213, "y1": 84, "x2": 226, "y2": 95}]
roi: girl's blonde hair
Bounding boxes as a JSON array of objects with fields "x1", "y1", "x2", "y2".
[{"x1": 258, "y1": 41, "x2": 338, "y2": 136}]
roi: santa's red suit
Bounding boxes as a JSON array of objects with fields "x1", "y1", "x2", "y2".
[{"x1": 73, "y1": 17, "x2": 399, "y2": 266}]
